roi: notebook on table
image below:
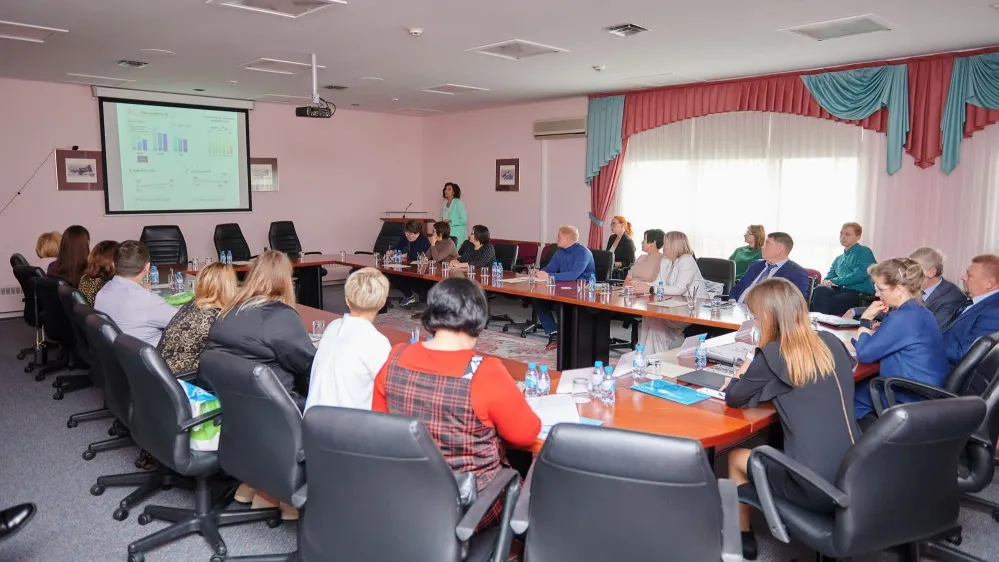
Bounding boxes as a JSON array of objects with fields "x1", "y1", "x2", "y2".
[
  {"x1": 630, "y1": 379, "x2": 710, "y2": 405},
  {"x1": 810, "y1": 312, "x2": 861, "y2": 328},
  {"x1": 677, "y1": 367, "x2": 734, "y2": 391}
]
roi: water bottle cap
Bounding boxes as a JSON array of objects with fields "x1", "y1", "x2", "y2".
[
  {"x1": 594, "y1": 361, "x2": 603, "y2": 368},
  {"x1": 528, "y1": 362, "x2": 537, "y2": 369},
  {"x1": 604, "y1": 366, "x2": 613, "y2": 373},
  {"x1": 636, "y1": 344, "x2": 644, "y2": 351},
  {"x1": 539, "y1": 365, "x2": 549, "y2": 372},
  {"x1": 698, "y1": 334, "x2": 707, "y2": 341}
]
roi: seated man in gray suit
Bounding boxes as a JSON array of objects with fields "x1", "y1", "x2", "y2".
[{"x1": 846, "y1": 247, "x2": 965, "y2": 328}]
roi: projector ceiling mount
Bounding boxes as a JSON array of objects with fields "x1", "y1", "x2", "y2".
[{"x1": 296, "y1": 53, "x2": 335, "y2": 119}]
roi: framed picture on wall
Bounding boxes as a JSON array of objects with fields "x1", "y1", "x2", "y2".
[
  {"x1": 250, "y1": 157, "x2": 279, "y2": 192},
  {"x1": 56, "y1": 149, "x2": 103, "y2": 191},
  {"x1": 495, "y1": 158, "x2": 519, "y2": 192}
]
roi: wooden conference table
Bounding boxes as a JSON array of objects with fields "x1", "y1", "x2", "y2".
[
  {"x1": 295, "y1": 303, "x2": 874, "y2": 462},
  {"x1": 299, "y1": 253, "x2": 756, "y2": 371}
]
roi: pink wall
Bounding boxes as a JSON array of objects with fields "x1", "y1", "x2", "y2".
[
  {"x1": 0, "y1": 78, "x2": 423, "y2": 313},
  {"x1": 422, "y1": 98, "x2": 589, "y2": 243}
]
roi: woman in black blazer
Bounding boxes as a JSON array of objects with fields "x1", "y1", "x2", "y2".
[
  {"x1": 605, "y1": 215, "x2": 636, "y2": 277},
  {"x1": 202, "y1": 250, "x2": 316, "y2": 410},
  {"x1": 722, "y1": 277, "x2": 859, "y2": 560}
]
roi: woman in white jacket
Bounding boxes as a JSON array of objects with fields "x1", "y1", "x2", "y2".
[{"x1": 639, "y1": 231, "x2": 708, "y2": 354}]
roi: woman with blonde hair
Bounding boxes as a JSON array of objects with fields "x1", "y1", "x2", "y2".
[
  {"x1": 35, "y1": 231, "x2": 62, "y2": 274},
  {"x1": 636, "y1": 231, "x2": 708, "y2": 353},
  {"x1": 851, "y1": 257, "x2": 948, "y2": 426},
  {"x1": 729, "y1": 224, "x2": 765, "y2": 280},
  {"x1": 78, "y1": 240, "x2": 119, "y2": 305},
  {"x1": 203, "y1": 250, "x2": 315, "y2": 409},
  {"x1": 723, "y1": 278, "x2": 859, "y2": 560},
  {"x1": 605, "y1": 215, "x2": 636, "y2": 276},
  {"x1": 157, "y1": 262, "x2": 238, "y2": 375}
]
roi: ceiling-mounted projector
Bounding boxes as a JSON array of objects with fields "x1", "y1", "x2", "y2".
[{"x1": 296, "y1": 53, "x2": 335, "y2": 119}]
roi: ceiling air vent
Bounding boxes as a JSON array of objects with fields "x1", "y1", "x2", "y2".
[
  {"x1": 117, "y1": 60, "x2": 149, "y2": 69},
  {"x1": 210, "y1": 0, "x2": 345, "y2": 18},
  {"x1": 0, "y1": 20, "x2": 68, "y2": 43},
  {"x1": 604, "y1": 23, "x2": 649, "y2": 37},
  {"x1": 65, "y1": 73, "x2": 135, "y2": 87},
  {"x1": 533, "y1": 117, "x2": 586, "y2": 140},
  {"x1": 241, "y1": 57, "x2": 324, "y2": 75},
  {"x1": 468, "y1": 39, "x2": 568, "y2": 60},
  {"x1": 396, "y1": 107, "x2": 443, "y2": 116},
  {"x1": 421, "y1": 84, "x2": 489, "y2": 95},
  {"x1": 785, "y1": 14, "x2": 891, "y2": 41}
]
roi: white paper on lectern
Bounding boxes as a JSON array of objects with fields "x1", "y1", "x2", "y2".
[
  {"x1": 555, "y1": 368, "x2": 593, "y2": 394},
  {"x1": 530, "y1": 395, "x2": 580, "y2": 428}
]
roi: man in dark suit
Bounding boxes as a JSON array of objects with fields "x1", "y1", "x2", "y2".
[
  {"x1": 846, "y1": 247, "x2": 966, "y2": 328},
  {"x1": 730, "y1": 232, "x2": 811, "y2": 302},
  {"x1": 941, "y1": 254, "x2": 999, "y2": 367}
]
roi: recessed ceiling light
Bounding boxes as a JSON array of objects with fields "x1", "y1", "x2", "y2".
[
  {"x1": 783, "y1": 14, "x2": 892, "y2": 41},
  {"x1": 0, "y1": 20, "x2": 68, "y2": 43},
  {"x1": 391, "y1": 98, "x2": 399, "y2": 102},
  {"x1": 139, "y1": 48, "x2": 175, "y2": 56},
  {"x1": 64, "y1": 73, "x2": 134, "y2": 87},
  {"x1": 421, "y1": 83, "x2": 490, "y2": 95},
  {"x1": 604, "y1": 23, "x2": 649, "y2": 37},
  {"x1": 241, "y1": 57, "x2": 325, "y2": 75},
  {"x1": 209, "y1": 0, "x2": 346, "y2": 18},
  {"x1": 396, "y1": 107, "x2": 444, "y2": 116},
  {"x1": 359, "y1": 76, "x2": 384, "y2": 81}
]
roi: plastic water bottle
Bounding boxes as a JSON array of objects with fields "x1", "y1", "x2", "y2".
[
  {"x1": 694, "y1": 334, "x2": 708, "y2": 369},
  {"x1": 537, "y1": 365, "x2": 551, "y2": 396},
  {"x1": 219, "y1": 250, "x2": 226, "y2": 264},
  {"x1": 524, "y1": 362, "x2": 539, "y2": 398},
  {"x1": 588, "y1": 273, "x2": 597, "y2": 294},
  {"x1": 656, "y1": 281, "x2": 665, "y2": 302},
  {"x1": 600, "y1": 366, "x2": 616, "y2": 405},
  {"x1": 226, "y1": 250, "x2": 233, "y2": 265},
  {"x1": 590, "y1": 360, "x2": 604, "y2": 397},
  {"x1": 175, "y1": 272, "x2": 184, "y2": 293},
  {"x1": 149, "y1": 265, "x2": 159, "y2": 285},
  {"x1": 168, "y1": 267, "x2": 175, "y2": 288},
  {"x1": 632, "y1": 344, "x2": 647, "y2": 382},
  {"x1": 493, "y1": 261, "x2": 502, "y2": 281}
]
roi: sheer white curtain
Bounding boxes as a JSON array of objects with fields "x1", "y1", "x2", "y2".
[{"x1": 615, "y1": 111, "x2": 999, "y2": 275}]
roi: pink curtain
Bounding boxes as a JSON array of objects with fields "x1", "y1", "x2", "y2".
[{"x1": 587, "y1": 140, "x2": 627, "y2": 249}]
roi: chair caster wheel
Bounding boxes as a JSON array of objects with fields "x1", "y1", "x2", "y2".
[
  {"x1": 17, "y1": 351, "x2": 27, "y2": 360},
  {"x1": 83, "y1": 450, "x2": 96, "y2": 461},
  {"x1": 992, "y1": 509, "x2": 999, "y2": 523},
  {"x1": 128, "y1": 553, "x2": 145, "y2": 562},
  {"x1": 136, "y1": 513, "x2": 151, "y2": 525},
  {"x1": 266, "y1": 517, "x2": 282, "y2": 528},
  {"x1": 52, "y1": 379, "x2": 60, "y2": 388},
  {"x1": 210, "y1": 556, "x2": 225, "y2": 562},
  {"x1": 53, "y1": 391, "x2": 63, "y2": 400},
  {"x1": 67, "y1": 419, "x2": 78, "y2": 428},
  {"x1": 33, "y1": 372, "x2": 43, "y2": 380},
  {"x1": 113, "y1": 508, "x2": 129, "y2": 521},
  {"x1": 215, "y1": 544, "x2": 227, "y2": 556},
  {"x1": 502, "y1": 326, "x2": 509, "y2": 332},
  {"x1": 90, "y1": 484, "x2": 105, "y2": 496},
  {"x1": 109, "y1": 427, "x2": 117, "y2": 436},
  {"x1": 946, "y1": 532, "x2": 963, "y2": 546},
  {"x1": 161, "y1": 485, "x2": 172, "y2": 490}
]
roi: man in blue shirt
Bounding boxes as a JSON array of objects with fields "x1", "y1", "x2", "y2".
[
  {"x1": 941, "y1": 255, "x2": 999, "y2": 382},
  {"x1": 392, "y1": 220, "x2": 431, "y2": 262},
  {"x1": 534, "y1": 225, "x2": 596, "y2": 351}
]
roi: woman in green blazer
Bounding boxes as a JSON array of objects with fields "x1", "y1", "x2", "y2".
[{"x1": 441, "y1": 182, "x2": 468, "y2": 244}]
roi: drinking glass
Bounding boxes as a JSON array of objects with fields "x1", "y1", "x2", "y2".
[
  {"x1": 571, "y1": 378, "x2": 591, "y2": 404},
  {"x1": 546, "y1": 275, "x2": 555, "y2": 290},
  {"x1": 576, "y1": 279, "x2": 585, "y2": 293},
  {"x1": 312, "y1": 320, "x2": 326, "y2": 337},
  {"x1": 527, "y1": 264, "x2": 536, "y2": 281},
  {"x1": 410, "y1": 328, "x2": 421, "y2": 342},
  {"x1": 686, "y1": 290, "x2": 697, "y2": 314},
  {"x1": 339, "y1": 250, "x2": 347, "y2": 260}
]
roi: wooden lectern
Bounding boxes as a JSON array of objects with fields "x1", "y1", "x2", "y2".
[{"x1": 380, "y1": 216, "x2": 436, "y2": 235}]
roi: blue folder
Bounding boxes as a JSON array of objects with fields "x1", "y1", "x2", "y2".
[{"x1": 630, "y1": 379, "x2": 711, "y2": 406}]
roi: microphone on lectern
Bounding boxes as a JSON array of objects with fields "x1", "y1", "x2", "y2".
[{"x1": 402, "y1": 202, "x2": 413, "y2": 218}]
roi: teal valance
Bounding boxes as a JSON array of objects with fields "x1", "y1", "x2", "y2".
[
  {"x1": 801, "y1": 64, "x2": 909, "y2": 175},
  {"x1": 941, "y1": 53, "x2": 999, "y2": 174},
  {"x1": 585, "y1": 95, "x2": 625, "y2": 184}
]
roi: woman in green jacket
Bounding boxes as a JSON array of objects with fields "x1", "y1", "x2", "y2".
[
  {"x1": 441, "y1": 182, "x2": 468, "y2": 244},
  {"x1": 729, "y1": 225, "x2": 765, "y2": 280}
]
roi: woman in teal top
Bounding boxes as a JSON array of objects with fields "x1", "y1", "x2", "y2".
[
  {"x1": 811, "y1": 222, "x2": 878, "y2": 315},
  {"x1": 441, "y1": 182, "x2": 468, "y2": 244},
  {"x1": 729, "y1": 224, "x2": 765, "y2": 280}
]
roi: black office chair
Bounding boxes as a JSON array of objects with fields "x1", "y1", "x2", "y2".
[
  {"x1": 10, "y1": 253, "x2": 29, "y2": 267},
  {"x1": 740, "y1": 397, "x2": 987, "y2": 561},
  {"x1": 12, "y1": 264, "x2": 48, "y2": 371},
  {"x1": 213, "y1": 223, "x2": 253, "y2": 262},
  {"x1": 505, "y1": 244, "x2": 559, "y2": 338},
  {"x1": 511, "y1": 424, "x2": 740, "y2": 561},
  {"x1": 66, "y1": 303, "x2": 114, "y2": 428},
  {"x1": 591, "y1": 249, "x2": 614, "y2": 283},
  {"x1": 140, "y1": 225, "x2": 188, "y2": 265},
  {"x1": 114, "y1": 334, "x2": 276, "y2": 561},
  {"x1": 697, "y1": 257, "x2": 736, "y2": 296},
  {"x1": 362, "y1": 221, "x2": 405, "y2": 256},
  {"x1": 52, "y1": 284, "x2": 94, "y2": 399},
  {"x1": 487, "y1": 243, "x2": 520, "y2": 327},
  {"x1": 268, "y1": 221, "x2": 325, "y2": 282},
  {"x1": 198, "y1": 350, "x2": 300, "y2": 560},
  {"x1": 33, "y1": 277, "x2": 79, "y2": 383},
  {"x1": 85, "y1": 314, "x2": 193, "y2": 521},
  {"x1": 300, "y1": 407, "x2": 520, "y2": 562}
]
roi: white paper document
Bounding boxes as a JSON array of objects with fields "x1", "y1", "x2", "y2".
[
  {"x1": 647, "y1": 298, "x2": 689, "y2": 308},
  {"x1": 530, "y1": 394, "x2": 580, "y2": 428},
  {"x1": 555, "y1": 368, "x2": 593, "y2": 394}
]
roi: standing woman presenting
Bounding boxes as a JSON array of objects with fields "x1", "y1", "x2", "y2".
[{"x1": 441, "y1": 182, "x2": 468, "y2": 244}]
